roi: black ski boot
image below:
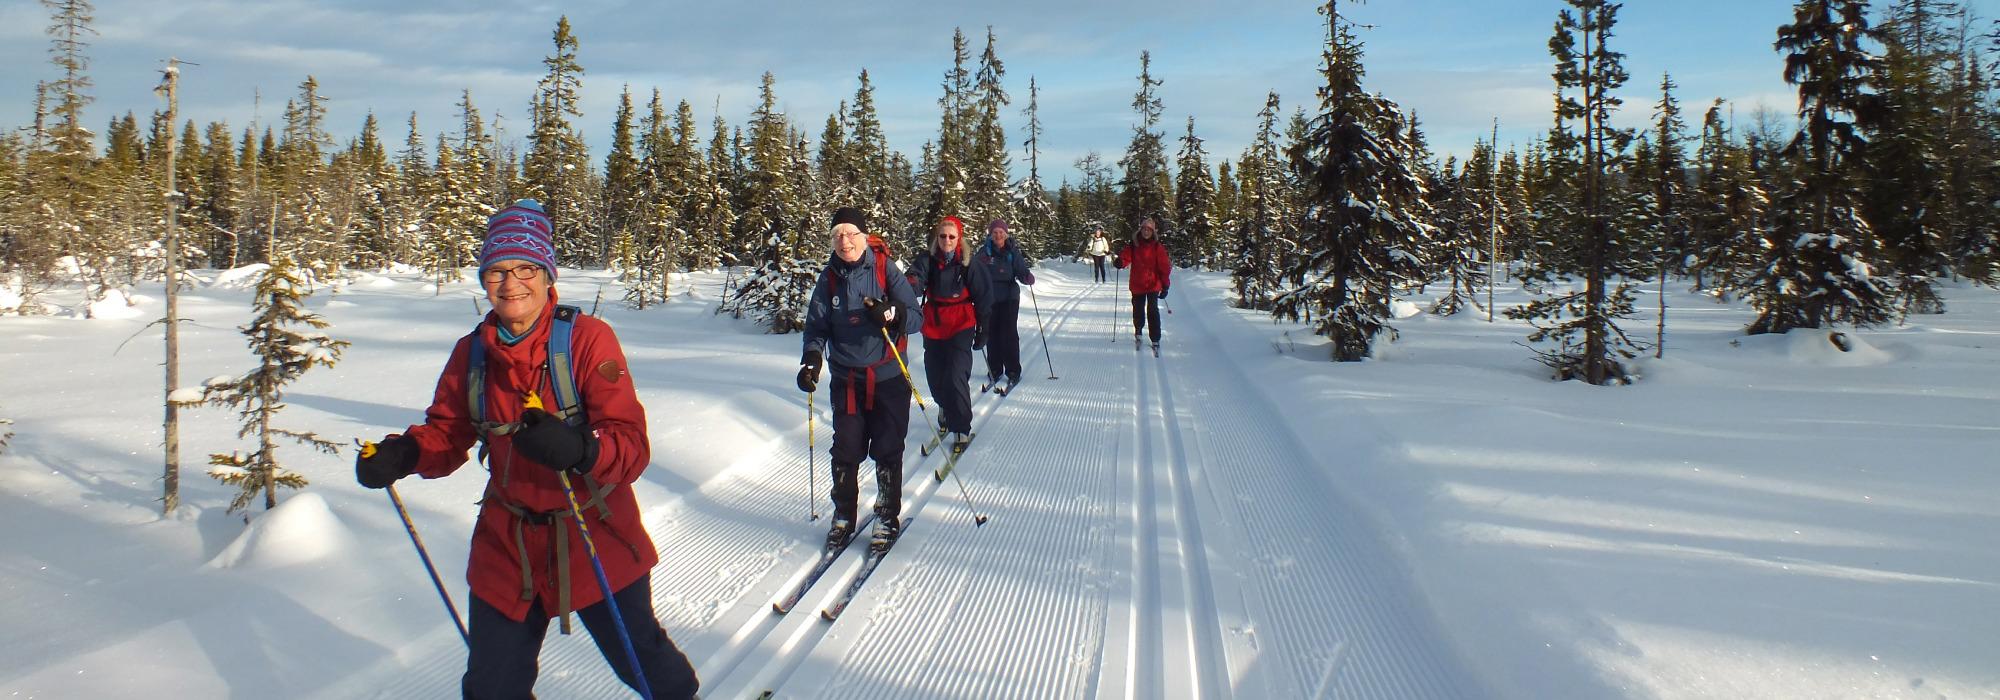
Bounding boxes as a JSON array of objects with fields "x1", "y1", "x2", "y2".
[
  {"x1": 870, "y1": 517, "x2": 902, "y2": 555},
  {"x1": 826, "y1": 518, "x2": 856, "y2": 551}
]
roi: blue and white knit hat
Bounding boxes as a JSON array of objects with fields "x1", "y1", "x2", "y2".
[{"x1": 479, "y1": 199, "x2": 557, "y2": 280}]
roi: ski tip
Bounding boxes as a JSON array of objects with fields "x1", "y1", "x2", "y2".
[
  {"x1": 820, "y1": 609, "x2": 838, "y2": 622},
  {"x1": 975, "y1": 515, "x2": 989, "y2": 526},
  {"x1": 772, "y1": 602, "x2": 789, "y2": 615}
]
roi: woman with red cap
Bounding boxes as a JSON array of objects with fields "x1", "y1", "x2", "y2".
[
  {"x1": 908, "y1": 216, "x2": 992, "y2": 453},
  {"x1": 1115, "y1": 215, "x2": 1173, "y2": 354}
]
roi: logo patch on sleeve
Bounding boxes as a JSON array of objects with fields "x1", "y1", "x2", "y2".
[{"x1": 595, "y1": 360, "x2": 626, "y2": 383}]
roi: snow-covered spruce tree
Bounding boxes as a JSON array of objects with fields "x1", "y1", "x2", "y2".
[
  {"x1": 522, "y1": 16, "x2": 597, "y2": 266},
  {"x1": 965, "y1": 27, "x2": 1014, "y2": 229},
  {"x1": 847, "y1": 71, "x2": 907, "y2": 246},
  {"x1": 1120, "y1": 51, "x2": 1172, "y2": 239},
  {"x1": 1210, "y1": 161, "x2": 1240, "y2": 270},
  {"x1": 427, "y1": 136, "x2": 488, "y2": 292},
  {"x1": 8, "y1": 0, "x2": 100, "y2": 313},
  {"x1": 677, "y1": 99, "x2": 727, "y2": 272},
  {"x1": 1630, "y1": 74, "x2": 1693, "y2": 352},
  {"x1": 922, "y1": 30, "x2": 974, "y2": 240},
  {"x1": 603, "y1": 85, "x2": 644, "y2": 281},
  {"x1": 625, "y1": 89, "x2": 677, "y2": 309},
  {"x1": 1685, "y1": 100, "x2": 1769, "y2": 296},
  {"x1": 1277, "y1": 1, "x2": 1436, "y2": 361},
  {"x1": 275, "y1": 77, "x2": 343, "y2": 273},
  {"x1": 1174, "y1": 117, "x2": 1217, "y2": 269},
  {"x1": 1507, "y1": 0, "x2": 1647, "y2": 385},
  {"x1": 342, "y1": 113, "x2": 394, "y2": 268},
  {"x1": 1233, "y1": 93, "x2": 1288, "y2": 310},
  {"x1": 1014, "y1": 76, "x2": 1056, "y2": 259},
  {"x1": 192, "y1": 256, "x2": 346, "y2": 514},
  {"x1": 1428, "y1": 142, "x2": 1492, "y2": 317},
  {"x1": 721, "y1": 73, "x2": 816, "y2": 333},
  {"x1": 1865, "y1": 0, "x2": 1963, "y2": 313},
  {"x1": 1746, "y1": 0, "x2": 1896, "y2": 335}
]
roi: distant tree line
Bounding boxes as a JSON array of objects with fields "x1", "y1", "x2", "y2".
[{"x1": 4, "y1": 1, "x2": 1996, "y2": 385}]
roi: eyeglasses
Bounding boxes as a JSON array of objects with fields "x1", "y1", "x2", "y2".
[
  {"x1": 481, "y1": 265, "x2": 544, "y2": 283},
  {"x1": 936, "y1": 233, "x2": 960, "y2": 240}
]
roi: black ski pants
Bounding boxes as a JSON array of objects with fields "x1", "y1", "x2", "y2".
[
  {"x1": 462, "y1": 572, "x2": 700, "y2": 700},
  {"x1": 829, "y1": 369, "x2": 911, "y2": 524},
  {"x1": 1091, "y1": 255, "x2": 1108, "y2": 282},
  {"x1": 985, "y1": 296, "x2": 1023, "y2": 382},
  {"x1": 1131, "y1": 292, "x2": 1162, "y2": 343},
  {"x1": 924, "y1": 330, "x2": 975, "y2": 434}
]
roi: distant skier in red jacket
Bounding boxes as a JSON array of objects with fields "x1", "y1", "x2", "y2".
[
  {"x1": 1114, "y1": 216, "x2": 1173, "y2": 353},
  {"x1": 354, "y1": 200, "x2": 699, "y2": 700}
]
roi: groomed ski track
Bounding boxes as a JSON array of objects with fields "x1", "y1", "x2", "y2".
[{"x1": 314, "y1": 267, "x2": 1481, "y2": 699}]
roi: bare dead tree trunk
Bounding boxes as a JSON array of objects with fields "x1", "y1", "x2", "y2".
[{"x1": 159, "y1": 59, "x2": 184, "y2": 516}]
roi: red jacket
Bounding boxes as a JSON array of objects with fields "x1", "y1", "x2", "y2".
[
  {"x1": 1116, "y1": 237, "x2": 1173, "y2": 294},
  {"x1": 401, "y1": 292, "x2": 657, "y2": 623}
]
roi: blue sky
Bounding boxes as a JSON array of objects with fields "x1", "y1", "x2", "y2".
[{"x1": 4, "y1": 0, "x2": 1995, "y2": 184}]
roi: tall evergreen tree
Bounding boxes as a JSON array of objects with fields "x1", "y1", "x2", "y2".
[
  {"x1": 678, "y1": 99, "x2": 728, "y2": 270},
  {"x1": 926, "y1": 30, "x2": 975, "y2": 227},
  {"x1": 1173, "y1": 116, "x2": 1216, "y2": 269},
  {"x1": 393, "y1": 112, "x2": 432, "y2": 275},
  {"x1": 1747, "y1": 0, "x2": 1896, "y2": 334},
  {"x1": 1866, "y1": 0, "x2": 1964, "y2": 312},
  {"x1": 275, "y1": 77, "x2": 341, "y2": 271},
  {"x1": 602, "y1": 85, "x2": 643, "y2": 275},
  {"x1": 1014, "y1": 75, "x2": 1056, "y2": 258},
  {"x1": 194, "y1": 121, "x2": 240, "y2": 267},
  {"x1": 964, "y1": 27, "x2": 1013, "y2": 228},
  {"x1": 1119, "y1": 51, "x2": 1171, "y2": 238},
  {"x1": 722, "y1": 73, "x2": 815, "y2": 333},
  {"x1": 1210, "y1": 160, "x2": 1240, "y2": 269},
  {"x1": 1233, "y1": 93, "x2": 1288, "y2": 310},
  {"x1": 1508, "y1": 0, "x2": 1646, "y2": 384},
  {"x1": 427, "y1": 135, "x2": 487, "y2": 292},
  {"x1": 1279, "y1": 2, "x2": 1437, "y2": 360},
  {"x1": 523, "y1": 16, "x2": 595, "y2": 266}
]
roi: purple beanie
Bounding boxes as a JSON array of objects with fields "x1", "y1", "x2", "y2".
[
  {"x1": 479, "y1": 199, "x2": 557, "y2": 280},
  {"x1": 987, "y1": 218, "x2": 1008, "y2": 232}
]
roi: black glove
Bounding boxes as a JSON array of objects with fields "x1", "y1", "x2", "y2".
[
  {"x1": 512, "y1": 408, "x2": 598, "y2": 474},
  {"x1": 862, "y1": 297, "x2": 899, "y2": 329},
  {"x1": 1160, "y1": 286, "x2": 1169, "y2": 299},
  {"x1": 355, "y1": 435, "x2": 418, "y2": 489},
  {"x1": 797, "y1": 348, "x2": 823, "y2": 393},
  {"x1": 972, "y1": 325, "x2": 987, "y2": 351}
]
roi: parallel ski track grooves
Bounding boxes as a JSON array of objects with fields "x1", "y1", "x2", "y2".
[
  {"x1": 1149, "y1": 346, "x2": 1232, "y2": 698},
  {"x1": 713, "y1": 279, "x2": 1103, "y2": 699},
  {"x1": 806, "y1": 278, "x2": 1109, "y2": 699},
  {"x1": 1166, "y1": 283, "x2": 1478, "y2": 699}
]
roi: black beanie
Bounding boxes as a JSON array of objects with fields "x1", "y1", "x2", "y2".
[{"x1": 831, "y1": 207, "x2": 868, "y2": 233}]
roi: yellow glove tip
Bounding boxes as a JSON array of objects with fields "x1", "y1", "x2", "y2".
[{"x1": 524, "y1": 391, "x2": 545, "y2": 411}]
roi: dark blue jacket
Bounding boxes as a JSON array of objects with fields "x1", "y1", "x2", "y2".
[
  {"x1": 803, "y1": 251, "x2": 923, "y2": 380},
  {"x1": 973, "y1": 238, "x2": 1036, "y2": 304}
]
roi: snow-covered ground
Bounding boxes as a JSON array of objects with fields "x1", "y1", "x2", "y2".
[{"x1": 1, "y1": 262, "x2": 1994, "y2": 699}]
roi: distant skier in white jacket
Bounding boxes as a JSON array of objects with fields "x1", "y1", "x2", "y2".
[{"x1": 1087, "y1": 228, "x2": 1111, "y2": 283}]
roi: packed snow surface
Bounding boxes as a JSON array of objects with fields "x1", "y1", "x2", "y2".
[{"x1": 1, "y1": 264, "x2": 1994, "y2": 699}]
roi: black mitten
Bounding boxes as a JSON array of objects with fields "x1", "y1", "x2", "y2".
[
  {"x1": 512, "y1": 409, "x2": 598, "y2": 474},
  {"x1": 356, "y1": 435, "x2": 418, "y2": 489}
]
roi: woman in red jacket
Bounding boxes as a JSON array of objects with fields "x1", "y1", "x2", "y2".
[
  {"x1": 1114, "y1": 216, "x2": 1173, "y2": 353},
  {"x1": 355, "y1": 200, "x2": 699, "y2": 700}
]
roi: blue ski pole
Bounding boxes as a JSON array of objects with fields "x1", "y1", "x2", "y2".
[{"x1": 557, "y1": 471, "x2": 654, "y2": 699}]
